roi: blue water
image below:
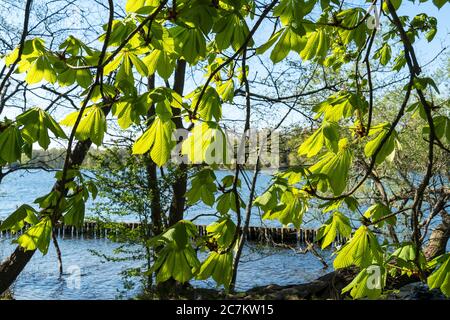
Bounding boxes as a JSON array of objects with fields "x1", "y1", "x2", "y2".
[{"x1": 0, "y1": 170, "x2": 333, "y2": 300}]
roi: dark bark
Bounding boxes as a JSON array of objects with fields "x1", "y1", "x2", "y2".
[
  {"x1": 145, "y1": 75, "x2": 163, "y2": 236},
  {"x1": 146, "y1": 159, "x2": 163, "y2": 235},
  {"x1": 230, "y1": 48, "x2": 255, "y2": 292},
  {"x1": 0, "y1": 247, "x2": 35, "y2": 294},
  {"x1": 239, "y1": 267, "x2": 358, "y2": 300},
  {"x1": 154, "y1": 60, "x2": 187, "y2": 295},
  {"x1": 369, "y1": 168, "x2": 399, "y2": 243},
  {"x1": 168, "y1": 59, "x2": 187, "y2": 226},
  {"x1": 424, "y1": 212, "x2": 450, "y2": 260}
]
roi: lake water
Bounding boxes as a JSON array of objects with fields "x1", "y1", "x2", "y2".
[{"x1": 0, "y1": 170, "x2": 333, "y2": 300}]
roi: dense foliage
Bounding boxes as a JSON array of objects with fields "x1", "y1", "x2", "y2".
[{"x1": 0, "y1": 0, "x2": 449, "y2": 299}]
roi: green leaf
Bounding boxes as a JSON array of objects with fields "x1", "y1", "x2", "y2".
[
  {"x1": 125, "y1": 0, "x2": 146, "y2": 12},
  {"x1": 432, "y1": 0, "x2": 448, "y2": 9},
  {"x1": 213, "y1": 13, "x2": 253, "y2": 51},
  {"x1": 374, "y1": 43, "x2": 391, "y2": 66},
  {"x1": 58, "y1": 68, "x2": 77, "y2": 87},
  {"x1": 317, "y1": 211, "x2": 352, "y2": 249},
  {"x1": 273, "y1": 0, "x2": 310, "y2": 25},
  {"x1": 432, "y1": 116, "x2": 450, "y2": 145},
  {"x1": 142, "y1": 49, "x2": 176, "y2": 79},
  {"x1": 255, "y1": 29, "x2": 283, "y2": 55},
  {"x1": 76, "y1": 69, "x2": 92, "y2": 88},
  {"x1": 216, "y1": 80, "x2": 235, "y2": 103},
  {"x1": 59, "y1": 35, "x2": 93, "y2": 56},
  {"x1": 16, "y1": 107, "x2": 67, "y2": 149},
  {"x1": 390, "y1": 243, "x2": 426, "y2": 274},
  {"x1": 63, "y1": 195, "x2": 85, "y2": 227},
  {"x1": 116, "y1": 53, "x2": 134, "y2": 88},
  {"x1": 156, "y1": 220, "x2": 198, "y2": 249},
  {"x1": 298, "y1": 122, "x2": 339, "y2": 157},
  {"x1": 60, "y1": 106, "x2": 106, "y2": 146},
  {"x1": 0, "y1": 125, "x2": 23, "y2": 163},
  {"x1": 336, "y1": 8, "x2": 368, "y2": 48},
  {"x1": 191, "y1": 86, "x2": 222, "y2": 121},
  {"x1": 310, "y1": 138, "x2": 352, "y2": 196},
  {"x1": 392, "y1": 54, "x2": 406, "y2": 71},
  {"x1": 216, "y1": 191, "x2": 244, "y2": 215},
  {"x1": 177, "y1": 1, "x2": 216, "y2": 34},
  {"x1": 103, "y1": 53, "x2": 124, "y2": 75},
  {"x1": 382, "y1": 0, "x2": 402, "y2": 11},
  {"x1": 364, "y1": 203, "x2": 396, "y2": 227},
  {"x1": 132, "y1": 117, "x2": 176, "y2": 167},
  {"x1": 427, "y1": 253, "x2": 450, "y2": 297},
  {"x1": 300, "y1": 28, "x2": 328, "y2": 61},
  {"x1": 5, "y1": 47, "x2": 19, "y2": 66},
  {"x1": 151, "y1": 220, "x2": 200, "y2": 284},
  {"x1": 206, "y1": 217, "x2": 237, "y2": 248},
  {"x1": 0, "y1": 204, "x2": 38, "y2": 233},
  {"x1": 254, "y1": 178, "x2": 288, "y2": 213},
  {"x1": 364, "y1": 123, "x2": 399, "y2": 164},
  {"x1": 112, "y1": 100, "x2": 135, "y2": 129},
  {"x1": 148, "y1": 87, "x2": 184, "y2": 111},
  {"x1": 112, "y1": 95, "x2": 148, "y2": 129},
  {"x1": 313, "y1": 91, "x2": 365, "y2": 122},
  {"x1": 334, "y1": 226, "x2": 383, "y2": 269},
  {"x1": 34, "y1": 190, "x2": 61, "y2": 209},
  {"x1": 16, "y1": 217, "x2": 52, "y2": 254},
  {"x1": 26, "y1": 55, "x2": 56, "y2": 85},
  {"x1": 270, "y1": 27, "x2": 307, "y2": 63},
  {"x1": 342, "y1": 265, "x2": 386, "y2": 299},
  {"x1": 125, "y1": 0, "x2": 159, "y2": 13},
  {"x1": 182, "y1": 122, "x2": 228, "y2": 165},
  {"x1": 196, "y1": 251, "x2": 234, "y2": 290},
  {"x1": 142, "y1": 50, "x2": 160, "y2": 76},
  {"x1": 129, "y1": 53, "x2": 148, "y2": 77},
  {"x1": 25, "y1": 57, "x2": 45, "y2": 85},
  {"x1": 185, "y1": 169, "x2": 217, "y2": 206},
  {"x1": 278, "y1": 166, "x2": 307, "y2": 185},
  {"x1": 262, "y1": 187, "x2": 308, "y2": 229},
  {"x1": 171, "y1": 26, "x2": 206, "y2": 64},
  {"x1": 391, "y1": 243, "x2": 419, "y2": 262},
  {"x1": 411, "y1": 77, "x2": 440, "y2": 94},
  {"x1": 152, "y1": 244, "x2": 200, "y2": 284}
]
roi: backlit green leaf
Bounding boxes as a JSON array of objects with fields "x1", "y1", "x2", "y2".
[
  {"x1": 310, "y1": 138, "x2": 352, "y2": 196},
  {"x1": 0, "y1": 204, "x2": 38, "y2": 233},
  {"x1": 317, "y1": 211, "x2": 352, "y2": 249},
  {"x1": 0, "y1": 125, "x2": 23, "y2": 163},
  {"x1": 16, "y1": 217, "x2": 52, "y2": 254},
  {"x1": 427, "y1": 253, "x2": 450, "y2": 297},
  {"x1": 132, "y1": 117, "x2": 176, "y2": 167},
  {"x1": 196, "y1": 251, "x2": 234, "y2": 290},
  {"x1": 334, "y1": 226, "x2": 383, "y2": 269}
]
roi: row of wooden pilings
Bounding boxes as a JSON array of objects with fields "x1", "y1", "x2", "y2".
[{"x1": 0, "y1": 220, "x2": 347, "y2": 245}]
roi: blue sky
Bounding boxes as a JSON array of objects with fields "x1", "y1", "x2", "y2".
[{"x1": 399, "y1": 0, "x2": 450, "y2": 67}]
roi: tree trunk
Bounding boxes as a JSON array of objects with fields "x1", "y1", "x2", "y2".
[
  {"x1": 424, "y1": 212, "x2": 450, "y2": 260},
  {"x1": 168, "y1": 59, "x2": 187, "y2": 227},
  {"x1": 145, "y1": 75, "x2": 163, "y2": 236},
  {"x1": 0, "y1": 247, "x2": 35, "y2": 294}
]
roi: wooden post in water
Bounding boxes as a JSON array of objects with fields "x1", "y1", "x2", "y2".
[{"x1": 0, "y1": 219, "x2": 341, "y2": 244}]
